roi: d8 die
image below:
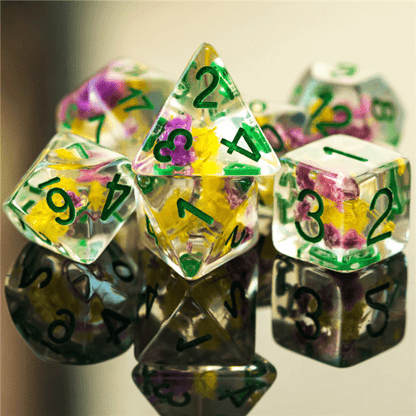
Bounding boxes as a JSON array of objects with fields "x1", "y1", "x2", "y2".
[
  {"x1": 56, "y1": 59, "x2": 175, "y2": 159},
  {"x1": 273, "y1": 135, "x2": 410, "y2": 271},
  {"x1": 289, "y1": 62, "x2": 404, "y2": 146},
  {"x1": 3, "y1": 132, "x2": 138, "y2": 264},
  {"x1": 5, "y1": 242, "x2": 141, "y2": 365},
  {"x1": 132, "y1": 43, "x2": 279, "y2": 279},
  {"x1": 272, "y1": 251, "x2": 407, "y2": 367},
  {"x1": 132, "y1": 354, "x2": 276, "y2": 416},
  {"x1": 134, "y1": 249, "x2": 257, "y2": 366}
]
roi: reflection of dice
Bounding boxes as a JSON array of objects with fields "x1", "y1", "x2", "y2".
[
  {"x1": 56, "y1": 59, "x2": 175, "y2": 159},
  {"x1": 5, "y1": 242, "x2": 141, "y2": 365},
  {"x1": 132, "y1": 43, "x2": 280, "y2": 279},
  {"x1": 289, "y1": 62, "x2": 404, "y2": 147},
  {"x1": 134, "y1": 249, "x2": 257, "y2": 366},
  {"x1": 3, "y1": 132, "x2": 138, "y2": 263},
  {"x1": 272, "y1": 251, "x2": 407, "y2": 368},
  {"x1": 273, "y1": 135, "x2": 410, "y2": 271},
  {"x1": 132, "y1": 354, "x2": 276, "y2": 416}
]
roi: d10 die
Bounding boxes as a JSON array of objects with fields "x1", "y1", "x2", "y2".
[
  {"x1": 249, "y1": 100, "x2": 308, "y2": 218},
  {"x1": 56, "y1": 59, "x2": 175, "y2": 159},
  {"x1": 5, "y1": 242, "x2": 142, "y2": 365},
  {"x1": 273, "y1": 135, "x2": 410, "y2": 271},
  {"x1": 132, "y1": 43, "x2": 279, "y2": 279},
  {"x1": 3, "y1": 132, "x2": 138, "y2": 263},
  {"x1": 133, "y1": 249, "x2": 257, "y2": 366},
  {"x1": 272, "y1": 251, "x2": 406, "y2": 368},
  {"x1": 132, "y1": 354, "x2": 276, "y2": 416},
  {"x1": 289, "y1": 62, "x2": 404, "y2": 147}
]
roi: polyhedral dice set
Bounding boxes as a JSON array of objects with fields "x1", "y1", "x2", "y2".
[{"x1": 3, "y1": 46, "x2": 410, "y2": 413}]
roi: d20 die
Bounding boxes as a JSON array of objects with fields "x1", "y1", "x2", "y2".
[
  {"x1": 137, "y1": 175, "x2": 258, "y2": 279},
  {"x1": 56, "y1": 59, "x2": 175, "y2": 159},
  {"x1": 272, "y1": 251, "x2": 407, "y2": 368},
  {"x1": 289, "y1": 62, "x2": 404, "y2": 147},
  {"x1": 273, "y1": 135, "x2": 410, "y2": 271},
  {"x1": 5, "y1": 241, "x2": 142, "y2": 365},
  {"x1": 249, "y1": 100, "x2": 308, "y2": 218},
  {"x1": 132, "y1": 354, "x2": 276, "y2": 416},
  {"x1": 134, "y1": 249, "x2": 257, "y2": 366},
  {"x1": 132, "y1": 43, "x2": 280, "y2": 279},
  {"x1": 3, "y1": 132, "x2": 138, "y2": 264}
]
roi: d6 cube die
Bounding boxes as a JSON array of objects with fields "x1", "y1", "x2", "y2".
[
  {"x1": 273, "y1": 135, "x2": 410, "y2": 271},
  {"x1": 134, "y1": 249, "x2": 257, "y2": 366},
  {"x1": 132, "y1": 354, "x2": 276, "y2": 416},
  {"x1": 56, "y1": 59, "x2": 175, "y2": 159},
  {"x1": 272, "y1": 251, "x2": 407, "y2": 367},
  {"x1": 3, "y1": 132, "x2": 138, "y2": 263},
  {"x1": 289, "y1": 62, "x2": 404, "y2": 146},
  {"x1": 5, "y1": 242, "x2": 141, "y2": 365}
]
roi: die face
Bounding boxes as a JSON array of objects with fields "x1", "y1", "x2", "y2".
[
  {"x1": 273, "y1": 135, "x2": 411, "y2": 271},
  {"x1": 134, "y1": 249, "x2": 257, "y2": 366},
  {"x1": 5, "y1": 242, "x2": 141, "y2": 365},
  {"x1": 137, "y1": 176, "x2": 258, "y2": 280},
  {"x1": 272, "y1": 251, "x2": 407, "y2": 368},
  {"x1": 289, "y1": 62, "x2": 404, "y2": 147},
  {"x1": 3, "y1": 132, "x2": 138, "y2": 264},
  {"x1": 132, "y1": 354, "x2": 276, "y2": 416},
  {"x1": 56, "y1": 59, "x2": 175, "y2": 159},
  {"x1": 132, "y1": 43, "x2": 280, "y2": 177}
]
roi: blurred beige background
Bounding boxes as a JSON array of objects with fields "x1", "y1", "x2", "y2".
[{"x1": 1, "y1": 2, "x2": 415, "y2": 416}]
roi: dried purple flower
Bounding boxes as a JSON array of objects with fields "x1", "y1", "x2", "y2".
[
  {"x1": 296, "y1": 163, "x2": 315, "y2": 190},
  {"x1": 323, "y1": 223, "x2": 341, "y2": 248},
  {"x1": 341, "y1": 229, "x2": 366, "y2": 249}
]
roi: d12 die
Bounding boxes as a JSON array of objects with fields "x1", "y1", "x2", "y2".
[
  {"x1": 137, "y1": 175, "x2": 258, "y2": 279},
  {"x1": 289, "y1": 62, "x2": 404, "y2": 147},
  {"x1": 272, "y1": 251, "x2": 407, "y2": 368},
  {"x1": 132, "y1": 354, "x2": 276, "y2": 416},
  {"x1": 5, "y1": 241, "x2": 142, "y2": 365},
  {"x1": 3, "y1": 132, "x2": 138, "y2": 263},
  {"x1": 133, "y1": 249, "x2": 257, "y2": 366},
  {"x1": 132, "y1": 43, "x2": 280, "y2": 279},
  {"x1": 56, "y1": 59, "x2": 175, "y2": 159},
  {"x1": 249, "y1": 100, "x2": 308, "y2": 218},
  {"x1": 273, "y1": 135, "x2": 410, "y2": 271}
]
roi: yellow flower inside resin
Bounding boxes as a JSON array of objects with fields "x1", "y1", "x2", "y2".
[
  {"x1": 193, "y1": 371, "x2": 218, "y2": 399},
  {"x1": 88, "y1": 181, "x2": 109, "y2": 211},
  {"x1": 191, "y1": 126, "x2": 222, "y2": 175},
  {"x1": 395, "y1": 158, "x2": 406, "y2": 176},
  {"x1": 308, "y1": 99, "x2": 334, "y2": 135},
  {"x1": 50, "y1": 148, "x2": 87, "y2": 170}
]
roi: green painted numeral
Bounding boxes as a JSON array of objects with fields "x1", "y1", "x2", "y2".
[
  {"x1": 67, "y1": 143, "x2": 89, "y2": 159},
  {"x1": 367, "y1": 188, "x2": 393, "y2": 246},
  {"x1": 331, "y1": 63, "x2": 357, "y2": 77},
  {"x1": 101, "y1": 173, "x2": 131, "y2": 222},
  {"x1": 101, "y1": 308, "x2": 131, "y2": 345},
  {"x1": 145, "y1": 214, "x2": 158, "y2": 245},
  {"x1": 323, "y1": 146, "x2": 368, "y2": 162},
  {"x1": 177, "y1": 198, "x2": 213, "y2": 225},
  {"x1": 88, "y1": 113, "x2": 106, "y2": 144},
  {"x1": 118, "y1": 87, "x2": 154, "y2": 111},
  {"x1": 224, "y1": 281, "x2": 246, "y2": 319},
  {"x1": 371, "y1": 98, "x2": 396, "y2": 122},
  {"x1": 221, "y1": 127, "x2": 261, "y2": 162},
  {"x1": 365, "y1": 282, "x2": 392, "y2": 337},
  {"x1": 316, "y1": 105, "x2": 352, "y2": 136},
  {"x1": 218, "y1": 385, "x2": 257, "y2": 408},
  {"x1": 47, "y1": 309, "x2": 76, "y2": 344},
  {"x1": 295, "y1": 189, "x2": 324, "y2": 243},
  {"x1": 193, "y1": 66, "x2": 219, "y2": 109},
  {"x1": 45, "y1": 180, "x2": 76, "y2": 226},
  {"x1": 261, "y1": 124, "x2": 284, "y2": 152},
  {"x1": 275, "y1": 172, "x2": 297, "y2": 224},
  {"x1": 307, "y1": 90, "x2": 333, "y2": 133},
  {"x1": 225, "y1": 225, "x2": 246, "y2": 248},
  {"x1": 153, "y1": 128, "x2": 193, "y2": 163}
]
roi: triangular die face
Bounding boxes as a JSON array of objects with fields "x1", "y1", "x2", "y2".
[
  {"x1": 137, "y1": 295, "x2": 249, "y2": 365},
  {"x1": 132, "y1": 43, "x2": 280, "y2": 177}
]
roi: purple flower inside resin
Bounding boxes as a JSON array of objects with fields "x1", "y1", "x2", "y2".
[
  {"x1": 323, "y1": 223, "x2": 341, "y2": 248},
  {"x1": 341, "y1": 229, "x2": 366, "y2": 250},
  {"x1": 76, "y1": 74, "x2": 126, "y2": 119},
  {"x1": 296, "y1": 163, "x2": 315, "y2": 190},
  {"x1": 294, "y1": 198, "x2": 312, "y2": 222}
]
